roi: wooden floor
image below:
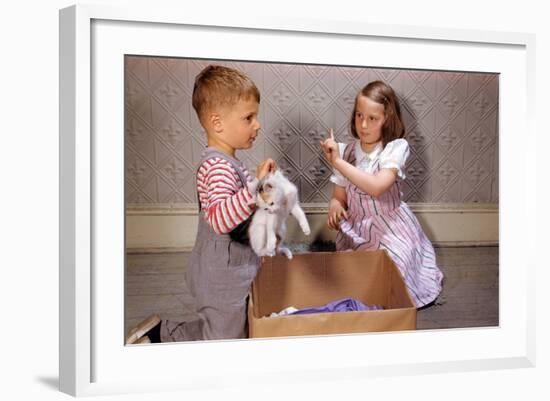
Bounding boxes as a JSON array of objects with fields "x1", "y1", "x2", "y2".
[{"x1": 125, "y1": 246, "x2": 498, "y2": 337}]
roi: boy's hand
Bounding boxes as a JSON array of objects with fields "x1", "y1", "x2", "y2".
[
  {"x1": 320, "y1": 128, "x2": 339, "y2": 166},
  {"x1": 327, "y1": 198, "x2": 348, "y2": 230},
  {"x1": 256, "y1": 158, "x2": 277, "y2": 180}
]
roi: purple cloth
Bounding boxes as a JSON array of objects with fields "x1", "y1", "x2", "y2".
[{"x1": 289, "y1": 298, "x2": 383, "y2": 315}]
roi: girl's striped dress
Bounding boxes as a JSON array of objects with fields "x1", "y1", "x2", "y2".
[{"x1": 333, "y1": 139, "x2": 443, "y2": 307}]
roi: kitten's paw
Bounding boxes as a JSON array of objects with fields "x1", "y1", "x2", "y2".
[
  {"x1": 255, "y1": 248, "x2": 271, "y2": 257},
  {"x1": 279, "y1": 247, "x2": 293, "y2": 259},
  {"x1": 302, "y1": 226, "x2": 311, "y2": 236}
]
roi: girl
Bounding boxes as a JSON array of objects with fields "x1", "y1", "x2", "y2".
[{"x1": 320, "y1": 80, "x2": 443, "y2": 308}]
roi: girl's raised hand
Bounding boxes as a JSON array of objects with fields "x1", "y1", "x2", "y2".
[{"x1": 320, "y1": 128, "x2": 339, "y2": 166}]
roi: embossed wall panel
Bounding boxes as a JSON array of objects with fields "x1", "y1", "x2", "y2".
[{"x1": 125, "y1": 57, "x2": 499, "y2": 207}]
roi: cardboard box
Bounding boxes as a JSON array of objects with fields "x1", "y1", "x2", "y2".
[{"x1": 248, "y1": 249, "x2": 416, "y2": 338}]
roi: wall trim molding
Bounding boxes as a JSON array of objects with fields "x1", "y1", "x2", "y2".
[
  {"x1": 126, "y1": 203, "x2": 498, "y2": 253},
  {"x1": 126, "y1": 202, "x2": 498, "y2": 215}
]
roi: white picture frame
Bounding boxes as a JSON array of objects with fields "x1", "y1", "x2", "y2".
[{"x1": 59, "y1": 4, "x2": 536, "y2": 397}]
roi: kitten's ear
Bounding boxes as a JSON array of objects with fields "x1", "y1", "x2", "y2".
[{"x1": 264, "y1": 183, "x2": 273, "y2": 192}]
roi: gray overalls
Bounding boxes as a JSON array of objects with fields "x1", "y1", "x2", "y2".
[{"x1": 160, "y1": 148, "x2": 260, "y2": 341}]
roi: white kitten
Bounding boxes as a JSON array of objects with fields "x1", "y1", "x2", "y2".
[{"x1": 249, "y1": 170, "x2": 310, "y2": 259}]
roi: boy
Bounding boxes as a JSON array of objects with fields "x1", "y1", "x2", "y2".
[{"x1": 126, "y1": 65, "x2": 275, "y2": 344}]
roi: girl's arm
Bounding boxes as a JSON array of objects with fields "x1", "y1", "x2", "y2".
[
  {"x1": 333, "y1": 158, "x2": 397, "y2": 198},
  {"x1": 320, "y1": 129, "x2": 397, "y2": 198},
  {"x1": 328, "y1": 184, "x2": 348, "y2": 230}
]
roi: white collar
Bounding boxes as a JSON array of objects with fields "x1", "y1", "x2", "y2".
[{"x1": 354, "y1": 140, "x2": 382, "y2": 163}]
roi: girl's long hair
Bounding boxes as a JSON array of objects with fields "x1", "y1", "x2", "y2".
[{"x1": 350, "y1": 80, "x2": 405, "y2": 147}]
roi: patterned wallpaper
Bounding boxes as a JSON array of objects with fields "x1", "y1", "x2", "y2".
[{"x1": 125, "y1": 56, "x2": 499, "y2": 207}]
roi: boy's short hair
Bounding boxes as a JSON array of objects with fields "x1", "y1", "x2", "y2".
[{"x1": 192, "y1": 65, "x2": 260, "y2": 123}]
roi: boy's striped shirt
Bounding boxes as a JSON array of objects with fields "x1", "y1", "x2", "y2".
[{"x1": 197, "y1": 157, "x2": 255, "y2": 234}]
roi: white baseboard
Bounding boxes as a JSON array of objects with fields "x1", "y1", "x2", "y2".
[{"x1": 126, "y1": 203, "x2": 498, "y2": 253}]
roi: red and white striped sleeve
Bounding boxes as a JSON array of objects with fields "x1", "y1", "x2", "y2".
[{"x1": 197, "y1": 157, "x2": 256, "y2": 234}]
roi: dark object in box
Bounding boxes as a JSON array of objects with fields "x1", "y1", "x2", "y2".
[{"x1": 248, "y1": 249, "x2": 416, "y2": 338}]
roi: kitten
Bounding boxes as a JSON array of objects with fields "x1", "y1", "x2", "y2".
[{"x1": 249, "y1": 170, "x2": 310, "y2": 259}]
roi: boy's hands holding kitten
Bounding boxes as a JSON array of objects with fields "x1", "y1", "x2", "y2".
[
  {"x1": 247, "y1": 159, "x2": 277, "y2": 209},
  {"x1": 256, "y1": 158, "x2": 277, "y2": 179}
]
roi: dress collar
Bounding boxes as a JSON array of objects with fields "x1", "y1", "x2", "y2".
[{"x1": 354, "y1": 140, "x2": 383, "y2": 163}]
